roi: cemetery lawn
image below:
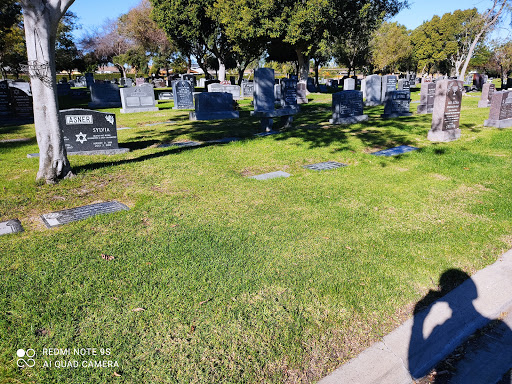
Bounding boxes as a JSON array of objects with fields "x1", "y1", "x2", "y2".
[{"x1": 2, "y1": 89, "x2": 512, "y2": 383}]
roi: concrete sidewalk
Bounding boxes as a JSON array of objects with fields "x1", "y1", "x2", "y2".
[{"x1": 318, "y1": 249, "x2": 512, "y2": 384}]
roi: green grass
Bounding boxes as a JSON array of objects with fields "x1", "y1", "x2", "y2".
[{"x1": 1, "y1": 88, "x2": 512, "y2": 383}]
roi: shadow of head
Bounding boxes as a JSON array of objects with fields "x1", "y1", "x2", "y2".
[{"x1": 438, "y1": 269, "x2": 474, "y2": 298}]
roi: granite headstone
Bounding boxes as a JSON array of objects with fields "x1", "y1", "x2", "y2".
[
  {"x1": 484, "y1": 91, "x2": 512, "y2": 128},
  {"x1": 189, "y1": 92, "x2": 239, "y2": 121},
  {"x1": 120, "y1": 84, "x2": 159, "y2": 113},
  {"x1": 428, "y1": 79, "x2": 463, "y2": 142},
  {"x1": 172, "y1": 80, "x2": 194, "y2": 109},
  {"x1": 329, "y1": 90, "x2": 368, "y2": 125},
  {"x1": 478, "y1": 83, "x2": 496, "y2": 108},
  {"x1": 381, "y1": 90, "x2": 412, "y2": 118},
  {"x1": 417, "y1": 82, "x2": 436, "y2": 114},
  {"x1": 381, "y1": 75, "x2": 397, "y2": 102},
  {"x1": 88, "y1": 83, "x2": 122, "y2": 108},
  {"x1": 364, "y1": 75, "x2": 381, "y2": 106}
]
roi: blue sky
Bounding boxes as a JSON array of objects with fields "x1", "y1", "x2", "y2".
[{"x1": 69, "y1": 0, "x2": 510, "y2": 39}]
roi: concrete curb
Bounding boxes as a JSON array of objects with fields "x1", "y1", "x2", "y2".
[{"x1": 318, "y1": 249, "x2": 512, "y2": 384}]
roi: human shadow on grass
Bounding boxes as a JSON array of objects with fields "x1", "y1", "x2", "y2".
[{"x1": 408, "y1": 269, "x2": 512, "y2": 383}]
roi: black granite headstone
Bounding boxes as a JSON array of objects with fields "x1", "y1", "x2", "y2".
[
  {"x1": 58, "y1": 109, "x2": 128, "y2": 154},
  {"x1": 0, "y1": 80, "x2": 12, "y2": 116},
  {"x1": 382, "y1": 90, "x2": 412, "y2": 118},
  {"x1": 172, "y1": 80, "x2": 194, "y2": 109},
  {"x1": 9, "y1": 87, "x2": 33, "y2": 118}
]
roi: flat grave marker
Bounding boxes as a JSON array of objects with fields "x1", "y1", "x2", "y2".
[
  {"x1": 248, "y1": 171, "x2": 291, "y2": 180},
  {"x1": 0, "y1": 219, "x2": 24, "y2": 235},
  {"x1": 41, "y1": 201, "x2": 129, "y2": 228},
  {"x1": 371, "y1": 145, "x2": 419, "y2": 157},
  {"x1": 303, "y1": 161, "x2": 347, "y2": 171}
]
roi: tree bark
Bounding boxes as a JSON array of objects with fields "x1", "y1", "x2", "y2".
[
  {"x1": 21, "y1": 0, "x2": 75, "y2": 183},
  {"x1": 296, "y1": 49, "x2": 310, "y2": 81}
]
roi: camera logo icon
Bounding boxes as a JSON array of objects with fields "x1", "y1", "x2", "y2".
[{"x1": 16, "y1": 349, "x2": 36, "y2": 368}]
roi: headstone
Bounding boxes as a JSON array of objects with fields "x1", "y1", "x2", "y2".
[
  {"x1": 181, "y1": 74, "x2": 196, "y2": 87},
  {"x1": 135, "y1": 77, "x2": 145, "y2": 86},
  {"x1": 9, "y1": 87, "x2": 33, "y2": 118},
  {"x1": 484, "y1": 91, "x2": 512, "y2": 128},
  {"x1": 417, "y1": 82, "x2": 436, "y2": 114},
  {"x1": 381, "y1": 90, "x2": 412, "y2": 118},
  {"x1": 0, "y1": 219, "x2": 24, "y2": 235},
  {"x1": 41, "y1": 201, "x2": 129, "y2": 228},
  {"x1": 242, "y1": 81, "x2": 254, "y2": 98},
  {"x1": 507, "y1": 78, "x2": 512, "y2": 90},
  {"x1": 157, "y1": 91, "x2": 173, "y2": 100},
  {"x1": 297, "y1": 80, "x2": 308, "y2": 104},
  {"x1": 398, "y1": 79, "x2": 410, "y2": 91},
  {"x1": 361, "y1": 79, "x2": 366, "y2": 99},
  {"x1": 381, "y1": 75, "x2": 397, "y2": 102},
  {"x1": 254, "y1": 69, "x2": 275, "y2": 112},
  {"x1": 125, "y1": 78, "x2": 133, "y2": 87},
  {"x1": 88, "y1": 83, "x2": 122, "y2": 108},
  {"x1": 274, "y1": 83, "x2": 282, "y2": 104},
  {"x1": 364, "y1": 75, "x2": 381, "y2": 106},
  {"x1": 56, "y1": 83, "x2": 71, "y2": 96},
  {"x1": 205, "y1": 79, "x2": 220, "y2": 90},
  {"x1": 0, "y1": 80, "x2": 11, "y2": 116},
  {"x1": 172, "y1": 80, "x2": 194, "y2": 109},
  {"x1": 428, "y1": 79, "x2": 463, "y2": 142},
  {"x1": 329, "y1": 90, "x2": 368, "y2": 124},
  {"x1": 280, "y1": 78, "x2": 297, "y2": 107},
  {"x1": 70, "y1": 89, "x2": 89, "y2": 100},
  {"x1": 307, "y1": 78, "x2": 316, "y2": 92},
  {"x1": 251, "y1": 68, "x2": 298, "y2": 131},
  {"x1": 58, "y1": 109, "x2": 129, "y2": 154},
  {"x1": 10, "y1": 81, "x2": 31, "y2": 95},
  {"x1": 318, "y1": 84, "x2": 328, "y2": 93},
  {"x1": 289, "y1": 74, "x2": 298, "y2": 81},
  {"x1": 153, "y1": 79, "x2": 166, "y2": 88},
  {"x1": 85, "y1": 73, "x2": 94, "y2": 87},
  {"x1": 189, "y1": 92, "x2": 239, "y2": 121},
  {"x1": 198, "y1": 78, "x2": 206, "y2": 88},
  {"x1": 344, "y1": 78, "x2": 355, "y2": 91},
  {"x1": 229, "y1": 76, "x2": 236, "y2": 85},
  {"x1": 120, "y1": 84, "x2": 158, "y2": 113},
  {"x1": 478, "y1": 83, "x2": 496, "y2": 108}
]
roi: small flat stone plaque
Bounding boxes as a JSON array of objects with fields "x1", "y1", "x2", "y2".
[
  {"x1": 303, "y1": 161, "x2": 348, "y2": 171},
  {"x1": 255, "y1": 130, "x2": 280, "y2": 137},
  {"x1": 371, "y1": 145, "x2": 419, "y2": 157},
  {"x1": 206, "y1": 137, "x2": 240, "y2": 144},
  {"x1": 40, "y1": 201, "x2": 129, "y2": 228},
  {"x1": 249, "y1": 171, "x2": 291, "y2": 180},
  {"x1": 157, "y1": 141, "x2": 202, "y2": 148},
  {"x1": 0, "y1": 219, "x2": 24, "y2": 235}
]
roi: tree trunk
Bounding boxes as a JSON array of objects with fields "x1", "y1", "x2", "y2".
[
  {"x1": 217, "y1": 57, "x2": 226, "y2": 81},
  {"x1": 296, "y1": 49, "x2": 310, "y2": 81},
  {"x1": 21, "y1": 0, "x2": 75, "y2": 183},
  {"x1": 314, "y1": 58, "x2": 320, "y2": 86},
  {"x1": 237, "y1": 65, "x2": 245, "y2": 86},
  {"x1": 187, "y1": 56, "x2": 192, "y2": 74}
]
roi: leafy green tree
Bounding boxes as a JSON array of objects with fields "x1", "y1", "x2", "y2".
[
  {"x1": 489, "y1": 39, "x2": 512, "y2": 86},
  {"x1": 150, "y1": 0, "x2": 234, "y2": 80},
  {"x1": 370, "y1": 21, "x2": 412, "y2": 73},
  {"x1": 0, "y1": 0, "x2": 25, "y2": 78},
  {"x1": 55, "y1": 11, "x2": 83, "y2": 80},
  {"x1": 212, "y1": 0, "x2": 407, "y2": 80}
]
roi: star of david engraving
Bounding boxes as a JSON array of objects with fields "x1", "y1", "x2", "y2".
[{"x1": 76, "y1": 132, "x2": 87, "y2": 144}]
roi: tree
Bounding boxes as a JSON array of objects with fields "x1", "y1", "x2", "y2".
[
  {"x1": 80, "y1": 19, "x2": 134, "y2": 78},
  {"x1": 370, "y1": 22, "x2": 413, "y2": 73},
  {"x1": 459, "y1": 0, "x2": 509, "y2": 80},
  {"x1": 209, "y1": 0, "x2": 407, "y2": 81},
  {"x1": 55, "y1": 11, "x2": 83, "y2": 80},
  {"x1": 150, "y1": 0, "x2": 234, "y2": 81},
  {"x1": 20, "y1": 0, "x2": 75, "y2": 183},
  {"x1": 0, "y1": 0, "x2": 25, "y2": 78},
  {"x1": 489, "y1": 39, "x2": 512, "y2": 86}
]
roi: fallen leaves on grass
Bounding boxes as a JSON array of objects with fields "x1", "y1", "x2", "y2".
[
  {"x1": 132, "y1": 307, "x2": 145, "y2": 312},
  {"x1": 101, "y1": 254, "x2": 115, "y2": 261},
  {"x1": 113, "y1": 372, "x2": 122, "y2": 377}
]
